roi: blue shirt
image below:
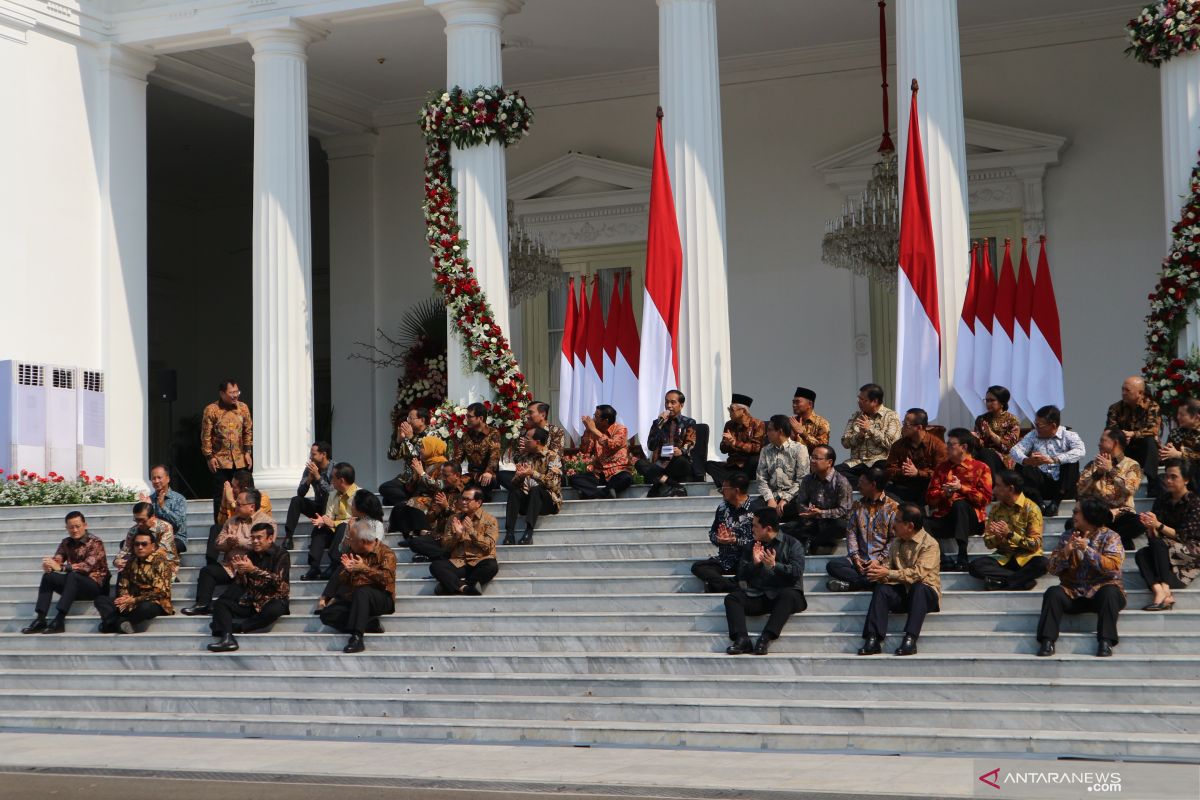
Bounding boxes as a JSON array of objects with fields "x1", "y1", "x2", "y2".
[
  {"x1": 1009, "y1": 427, "x2": 1086, "y2": 480},
  {"x1": 151, "y1": 489, "x2": 189, "y2": 546}
]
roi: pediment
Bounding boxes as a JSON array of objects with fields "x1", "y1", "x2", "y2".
[{"x1": 508, "y1": 152, "x2": 651, "y2": 201}]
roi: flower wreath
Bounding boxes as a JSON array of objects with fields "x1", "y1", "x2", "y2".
[
  {"x1": 1126, "y1": 1, "x2": 1200, "y2": 67},
  {"x1": 1143, "y1": 150, "x2": 1200, "y2": 409},
  {"x1": 419, "y1": 86, "x2": 535, "y2": 441}
]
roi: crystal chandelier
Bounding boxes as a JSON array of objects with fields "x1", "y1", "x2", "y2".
[
  {"x1": 821, "y1": 0, "x2": 899, "y2": 291},
  {"x1": 507, "y1": 200, "x2": 565, "y2": 307}
]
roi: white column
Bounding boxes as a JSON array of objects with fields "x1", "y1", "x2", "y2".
[
  {"x1": 95, "y1": 44, "x2": 156, "y2": 488},
  {"x1": 1161, "y1": 53, "x2": 1200, "y2": 354},
  {"x1": 897, "y1": 0, "x2": 970, "y2": 425},
  {"x1": 658, "y1": 0, "x2": 732, "y2": 440},
  {"x1": 233, "y1": 19, "x2": 322, "y2": 493},
  {"x1": 323, "y1": 132, "x2": 379, "y2": 487},
  {"x1": 427, "y1": 0, "x2": 522, "y2": 405}
]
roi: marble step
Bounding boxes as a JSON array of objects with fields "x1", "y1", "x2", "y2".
[{"x1": 0, "y1": 709, "x2": 1191, "y2": 759}]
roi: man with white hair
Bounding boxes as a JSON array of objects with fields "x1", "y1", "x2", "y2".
[
  {"x1": 1106, "y1": 376, "x2": 1161, "y2": 498},
  {"x1": 316, "y1": 517, "x2": 397, "y2": 653}
]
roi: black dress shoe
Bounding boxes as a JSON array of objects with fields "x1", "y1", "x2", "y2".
[
  {"x1": 518, "y1": 532, "x2": 534, "y2": 545},
  {"x1": 894, "y1": 634, "x2": 918, "y2": 656},
  {"x1": 983, "y1": 576, "x2": 1007, "y2": 591},
  {"x1": 1096, "y1": 639, "x2": 1114, "y2": 658},
  {"x1": 283, "y1": 535, "x2": 294, "y2": 550},
  {"x1": 299, "y1": 571, "x2": 321, "y2": 581},
  {"x1": 826, "y1": 578, "x2": 853, "y2": 593},
  {"x1": 365, "y1": 618, "x2": 384, "y2": 634},
  {"x1": 752, "y1": 636, "x2": 771, "y2": 655},
  {"x1": 180, "y1": 605, "x2": 212, "y2": 616},
  {"x1": 502, "y1": 531, "x2": 516, "y2": 546},
  {"x1": 1036, "y1": 640, "x2": 1055, "y2": 657},
  {"x1": 463, "y1": 584, "x2": 483, "y2": 596},
  {"x1": 411, "y1": 554, "x2": 431, "y2": 563},
  {"x1": 42, "y1": 617, "x2": 66, "y2": 634},
  {"x1": 207, "y1": 634, "x2": 239, "y2": 652},
  {"x1": 954, "y1": 555, "x2": 970, "y2": 572},
  {"x1": 1042, "y1": 502, "x2": 1060, "y2": 518},
  {"x1": 21, "y1": 618, "x2": 47, "y2": 635},
  {"x1": 343, "y1": 633, "x2": 365, "y2": 653},
  {"x1": 857, "y1": 636, "x2": 882, "y2": 656},
  {"x1": 725, "y1": 636, "x2": 753, "y2": 655}
]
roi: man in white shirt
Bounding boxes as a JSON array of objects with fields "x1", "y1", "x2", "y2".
[{"x1": 1009, "y1": 405, "x2": 1086, "y2": 517}]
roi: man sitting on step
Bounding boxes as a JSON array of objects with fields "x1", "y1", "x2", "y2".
[
  {"x1": 569, "y1": 405, "x2": 634, "y2": 499},
  {"x1": 856, "y1": 502, "x2": 941, "y2": 657},
  {"x1": 723, "y1": 507, "x2": 807, "y2": 656},
  {"x1": 504, "y1": 427, "x2": 562, "y2": 546},
  {"x1": 22, "y1": 511, "x2": 109, "y2": 635},
  {"x1": 790, "y1": 445, "x2": 853, "y2": 554},
  {"x1": 924, "y1": 428, "x2": 993, "y2": 573},
  {"x1": 706, "y1": 393, "x2": 765, "y2": 490},
  {"x1": 181, "y1": 489, "x2": 274, "y2": 617},
  {"x1": 499, "y1": 400, "x2": 565, "y2": 492},
  {"x1": 456, "y1": 402, "x2": 501, "y2": 502},
  {"x1": 94, "y1": 529, "x2": 174, "y2": 634},
  {"x1": 317, "y1": 518, "x2": 397, "y2": 653},
  {"x1": 207, "y1": 521, "x2": 291, "y2": 652},
  {"x1": 754, "y1": 415, "x2": 809, "y2": 523},
  {"x1": 691, "y1": 473, "x2": 755, "y2": 593},
  {"x1": 282, "y1": 440, "x2": 333, "y2": 551},
  {"x1": 635, "y1": 389, "x2": 697, "y2": 496},
  {"x1": 968, "y1": 470, "x2": 1047, "y2": 591},
  {"x1": 408, "y1": 463, "x2": 469, "y2": 563},
  {"x1": 1106, "y1": 376, "x2": 1161, "y2": 498},
  {"x1": 1074, "y1": 428, "x2": 1145, "y2": 549},
  {"x1": 115, "y1": 501, "x2": 179, "y2": 581},
  {"x1": 1009, "y1": 405, "x2": 1085, "y2": 518},
  {"x1": 430, "y1": 487, "x2": 501, "y2": 596},
  {"x1": 303, "y1": 462, "x2": 359, "y2": 581},
  {"x1": 826, "y1": 467, "x2": 898, "y2": 592}
]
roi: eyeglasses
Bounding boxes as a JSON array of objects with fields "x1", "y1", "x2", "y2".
[{"x1": 132, "y1": 541, "x2": 154, "y2": 548}]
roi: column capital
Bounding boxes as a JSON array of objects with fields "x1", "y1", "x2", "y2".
[
  {"x1": 95, "y1": 43, "x2": 156, "y2": 82},
  {"x1": 425, "y1": 0, "x2": 523, "y2": 27},
  {"x1": 232, "y1": 17, "x2": 326, "y2": 54},
  {"x1": 321, "y1": 131, "x2": 379, "y2": 160}
]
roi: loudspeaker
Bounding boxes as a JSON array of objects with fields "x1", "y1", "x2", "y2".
[{"x1": 153, "y1": 369, "x2": 177, "y2": 403}]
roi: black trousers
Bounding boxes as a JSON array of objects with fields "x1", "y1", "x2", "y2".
[
  {"x1": 505, "y1": 485, "x2": 554, "y2": 533},
  {"x1": 863, "y1": 582, "x2": 939, "y2": 639},
  {"x1": 319, "y1": 586, "x2": 395, "y2": 636},
  {"x1": 885, "y1": 479, "x2": 930, "y2": 506},
  {"x1": 1037, "y1": 584, "x2": 1125, "y2": 643},
  {"x1": 211, "y1": 585, "x2": 288, "y2": 636},
  {"x1": 1020, "y1": 462, "x2": 1081, "y2": 507},
  {"x1": 1127, "y1": 436, "x2": 1160, "y2": 497},
  {"x1": 925, "y1": 500, "x2": 984, "y2": 557},
  {"x1": 497, "y1": 470, "x2": 516, "y2": 492},
  {"x1": 835, "y1": 460, "x2": 887, "y2": 483},
  {"x1": 93, "y1": 597, "x2": 166, "y2": 632},
  {"x1": 35, "y1": 571, "x2": 103, "y2": 617},
  {"x1": 194, "y1": 562, "x2": 234, "y2": 607},
  {"x1": 825, "y1": 557, "x2": 873, "y2": 591},
  {"x1": 378, "y1": 477, "x2": 408, "y2": 508},
  {"x1": 205, "y1": 523, "x2": 222, "y2": 565},
  {"x1": 308, "y1": 522, "x2": 347, "y2": 572},
  {"x1": 430, "y1": 559, "x2": 500, "y2": 594},
  {"x1": 570, "y1": 470, "x2": 633, "y2": 499},
  {"x1": 285, "y1": 495, "x2": 321, "y2": 537},
  {"x1": 724, "y1": 587, "x2": 806, "y2": 640},
  {"x1": 388, "y1": 505, "x2": 428, "y2": 536},
  {"x1": 691, "y1": 558, "x2": 737, "y2": 593},
  {"x1": 465, "y1": 473, "x2": 496, "y2": 502},
  {"x1": 749, "y1": 497, "x2": 801, "y2": 523},
  {"x1": 705, "y1": 458, "x2": 758, "y2": 490},
  {"x1": 211, "y1": 467, "x2": 238, "y2": 522},
  {"x1": 409, "y1": 534, "x2": 449, "y2": 561},
  {"x1": 1136, "y1": 537, "x2": 1186, "y2": 590},
  {"x1": 967, "y1": 555, "x2": 1049, "y2": 590},
  {"x1": 975, "y1": 447, "x2": 1006, "y2": 480},
  {"x1": 636, "y1": 456, "x2": 694, "y2": 485},
  {"x1": 788, "y1": 517, "x2": 848, "y2": 552}
]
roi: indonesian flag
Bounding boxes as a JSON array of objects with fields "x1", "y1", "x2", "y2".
[
  {"x1": 612, "y1": 273, "x2": 641, "y2": 428},
  {"x1": 988, "y1": 239, "x2": 1017, "y2": 402},
  {"x1": 569, "y1": 275, "x2": 590, "y2": 440},
  {"x1": 636, "y1": 110, "x2": 683, "y2": 447},
  {"x1": 583, "y1": 275, "x2": 606, "y2": 417},
  {"x1": 601, "y1": 278, "x2": 620, "y2": 405},
  {"x1": 971, "y1": 240, "x2": 996, "y2": 404},
  {"x1": 895, "y1": 84, "x2": 942, "y2": 418},
  {"x1": 1026, "y1": 236, "x2": 1065, "y2": 411},
  {"x1": 1010, "y1": 238, "x2": 1036, "y2": 420},
  {"x1": 558, "y1": 277, "x2": 577, "y2": 437},
  {"x1": 954, "y1": 243, "x2": 982, "y2": 414}
]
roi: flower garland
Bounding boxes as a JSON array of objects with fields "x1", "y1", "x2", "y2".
[
  {"x1": 1126, "y1": 1, "x2": 1200, "y2": 66},
  {"x1": 420, "y1": 86, "x2": 535, "y2": 441},
  {"x1": 1143, "y1": 150, "x2": 1200, "y2": 408}
]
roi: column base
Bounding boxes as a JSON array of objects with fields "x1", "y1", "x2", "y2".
[{"x1": 250, "y1": 467, "x2": 304, "y2": 496}]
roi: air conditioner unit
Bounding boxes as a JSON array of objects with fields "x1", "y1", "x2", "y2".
[
  {"x1": 78, "y1": 369, "x2": 105, "y2": 476},
  {"x1": 46, "y1": 366, "x2": 78, "y2": 478},
  {"x1": 0, "y1": 361, "x2": 48, "y2": 476}
]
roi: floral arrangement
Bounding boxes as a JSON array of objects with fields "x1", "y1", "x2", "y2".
[
  {"x1": 428, "y1": 400, "x2": 513, "y2": 443},
  {"x1": 1143, "y1": 150, "x2": 1200, "y2": 408},
  {"x1": 1126, "y1": 1, "x2": 1200, "y2": 66},
  {"x1": 0, "y1": 469, "x2": 139, "y2": 507},
  {"x1": 420, "y1": 86, "x2": 535, "y2": 441},
  {"x1": 561, "y1": 454, "x2": 590, "y2": 478}
]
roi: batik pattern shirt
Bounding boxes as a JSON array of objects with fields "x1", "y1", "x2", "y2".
[
  {"x1": 515, "y1": 448, "x2": 563, "y2": 511},
  {"x1": 755, "y1": 439, "x2": 809, "y2": 504},
  {"x1": 215, "y1": 510, "x2": 276, "y2": 572},
  {"x1": 1166, "y1": 426, "x2": 1200, "y2": 465},
  {"x1": 1151, "y1": 492, "x2": 1200, "y2": 586},
  {"x1": 719, "y1": 417, "x2": 766, "y2": 468},
  {"x1": 334, "y1": 544, "x2": 397, "y2": 598},
  {"x1": 974, "y1": 411, "x2": 1021, "y2": 468},
  {"x1": 441, "y1": 509, "x2": 499, "y2": 568},
  {"x1": 1077, "y1": 456, "x2": 1142, "y2": 513},
  {"x1": 52, "y1": 534, "x2": 109, "y2": 586},
  {"x1": 884, "y1": 431, "x2": 948, "y2": 487},
  {"x1": 117, "y1": 519, "x2": 179, "y2": 576},
  {"x1": 846, "y1": 494, "x2": 898, "y2": 566},
  {"x1": 926, "y1": 457, "x2": 993, "y2": 522},
  {"x1": 646, "y1": 414, "x2": 697, "y2": 463},
  {"x1": 790, "y1": 413, "x2": 830, "y2": 451},
  {"x1": 1046, "y1": 526, "x2": 1124, "y2": 600},
  {"x1": 840, "y1": 406, "x2": 901, "y2": 468},
  {"x1": 1106, "y1": 398, "x2": 1162, "y2": 439},
  {"x1": 116, "y1": 548, "x2": 174, "y2": 614},
  {"x1": 200, "y1": 401, "x2": 253, "y2": 469},
  {"x1": 707, "y1": 498, "x2": 754, "y2": 571},
  {"x1": 795, "y1": 471, "x2": 854, "y2": 521},
  {"x1": 235, "y1": 544, "x2": 290, "y2": 612},
  {"x1": 984, "y1": 493, "x2": 1044, "y2": 567},
  {"x1": 579, "y1": 423, "x2": 633, "y2": 479},
  {"x1": 1010, "y1": 427, "x2": 1086, "y2": 480},
  {"x1": 456, "y1": 426, "x2": 501, "y2": 477}
]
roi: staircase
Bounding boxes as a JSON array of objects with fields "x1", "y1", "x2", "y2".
[{"x1": 0, "y1": 484, "x2": 1194, "y2": 760}]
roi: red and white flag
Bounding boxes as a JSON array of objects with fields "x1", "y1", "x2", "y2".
[
  {"x1": 558, "y1": 277, "x2": 577, "y2": 436},
  {"x1": 569, "y1": 275, "x2": 590, "y2": 440},
  {"x1": 954, "y1": 243, "x2": 982, "y2": 413},
  {"x1": 1026, "y1": 236, "x2": 1064, "y2": 411},
  {"x1": 895, "y1": 83, "x2": 942, "y2": 418},
  {"x1": 612, "y1": 273, "x2": 641, "y2": 427},
  {"x1": 971, "y1": 241, "x2": 996, "y2": 404},
  {"x1": 583, "y1": 275, "x2": 606, "y2": 417},
  {"x1": 1010, "y1": 238, "x2": 1036, "y2": 420},
  {"x1": 988, "y1": 239, "x2": 1017, "y2": 400},
  {"x1": 601, "y1": 278, "x2": 620, "y2": 405},
  {"x1": 636, "y1": 109, "x2": 684, "y2": 446}
]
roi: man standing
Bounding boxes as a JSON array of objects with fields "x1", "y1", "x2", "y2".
[
  {"x1": 430, "y1": 488, "x2": 500, "y2": 596},
  {"x1": 856, "y1": 503, "x2": 940, "y2": 657},
  {"x1": 706, "y1": 394, "x2": 766, "y2": 489},
  {"x1": 789, "y1": 387, "x2": 830, "y2": 452},
  {"x1": 925, "y1": 429, "x2": 993, "y2": 572},
  {"x1": 318, "y1": 519, "x2": 397, "y2": 653},
  {"x1": 791, "y1": 445, "x2": 853, "y2": 554},
  {"x1": 635, "y1": 390, "x2": 697, "y2": 495},
  {"x1": 836, "y1": 383, "x2": 901, "y2": 481},
  {"x1": 755, "y1": 415, "x2": 809, "y2": 521},
  {"x1": 569, "y1": 405, "x2": 634, "y2": 499},
  {"x1": 1106, "y1": 376, "x2": 1161, "y2": 497},
  {"x1": 145, "y1": 465, "x2": 188, "y2": 553},
  {"x1": 457, "y1": 403, "x2": 501, "y2": 502},
  {"x1": 284, "y1": 441, "x2": 333, "y2": 551},
  {"x1": 94, "y1": 530, "x2": 174, "y2": 634},
  {"x1": 883, "y1": 408, "x2": 947, "y2": 504},
  {"x1": 1009, "y1": 405, "x2": 1086, "y2": 517},
  {"x1": 304, "y1": 462, "x2": 359, "y2": 581},
  {"x1": 207, "y1": 521, "x2": 290, "y2": 652},
  {"x1": 22, "y1": 511, "x2": 109, "y2": 634},
  {"x1": 691, "y1": 474, "x2": 755, "y2": 593},
  {"x1": 201, "y1": 379, "x2": 253, "y2": 522},
  {"x1": 504, "y1": 427, "x2": 562, "y2": 546},
  {"x1": 723, "y1": 507, "x2": 807, "y2": 656},
  {"x1": 968, "y1": 470, "x2": 1047, "y2": 591},
  {"x1": 826, "y1": 467, "x2": 898, "y2": 592},
  {"x1": 181, "y1": 489, "x2": 274, "y2": 616}
]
